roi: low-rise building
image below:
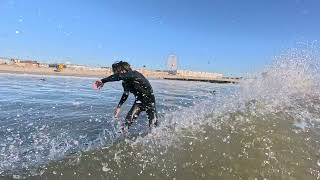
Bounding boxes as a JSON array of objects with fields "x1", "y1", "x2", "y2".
[
  {"x1": 66, "y1": 64, "x2": 110, "y2": 72},
  {"x1": 0, "y1": 58, "x2": 9, "y2": 65},
  {"x1": 39, "y1": 63, "x2": 49, "y2": 68},
  {"x1": 177, "y1": 70, "x2": 223, "y2": 79},
  {"x1": 14, "y1": 59, "x2": 40, "y2": 68}
]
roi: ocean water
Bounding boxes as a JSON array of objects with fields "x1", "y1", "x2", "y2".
[{"x1": 1, "y1": 47, "x2": 320, "y2": 180}]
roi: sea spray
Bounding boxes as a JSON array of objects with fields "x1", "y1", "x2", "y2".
[
  {"x1": 1, "y1": 45, "x2": 320, "y2": 179},
  {"x1": 32, "y1": 45, "x2": 320, "y2": 180}
]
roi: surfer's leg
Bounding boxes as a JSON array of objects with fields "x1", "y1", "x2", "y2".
[
  {"x1": 125, "y1": 103, "x2": 142, "y2": 128},
  {"x1": 146, "y1": 103, "x2": 158, "y2": 127}
]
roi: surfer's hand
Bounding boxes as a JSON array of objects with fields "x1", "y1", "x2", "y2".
[
  {"x1": 114, "y1": 107, "x2": 121, "y2": 118},
  {"x1": 95, "y1": 80, "x2": 103, "y2": 89}
]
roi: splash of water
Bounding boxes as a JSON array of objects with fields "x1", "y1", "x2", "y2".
[
  {"x1": 51, "y1": 44, "x2": 319, "y2": 180},
  {"x1": 2, "y1": 45, "x2": 320, "y2": 179}
]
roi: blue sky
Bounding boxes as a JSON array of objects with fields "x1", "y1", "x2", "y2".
[{"x1": 0, "y1": 0, "x2": 319, "y2": 76}]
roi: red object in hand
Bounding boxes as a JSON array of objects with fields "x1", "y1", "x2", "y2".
[{"x1": 93, "y1": 80, "x2": 103, "y2": 90}]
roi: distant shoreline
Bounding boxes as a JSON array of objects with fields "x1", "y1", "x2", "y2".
[
  {"x1": 0, "y1": 64, "x2": 240, "y2": 83},
  {"x1": 0, "y1": 68, "x2": 109, "y2": 78},
  {"x1": 0, "y1": 64, "x2": 109, "y2": 77}
]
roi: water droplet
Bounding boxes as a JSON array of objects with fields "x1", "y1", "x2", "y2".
[
  {"x1": 12, "y1": 175, "x2": 21, "y2": 179},
  {"x1": 102, "y1": 163, "x2": 111, "y2": 172},
  {"x1": 9, "y1": 145, "x2": 14, "y2": 150}
]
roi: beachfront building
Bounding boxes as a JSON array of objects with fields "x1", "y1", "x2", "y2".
[
  {"x1": 11, "y1": 59, "x2": 40, "y2": 68},
  {"x1": 66, "y1": 64, "x2": 112, "y2": 73},
  {"x1": 0, "y1": 58, "x2": 10, "y2": 65},
  {"x1": 66, "y1": 64, "x2": 88, "y2": 70},
  {"x1": 39, "y1": 63, "x2": 49, "y2": 68},
  {"x1": 177, "y1": 70, "x2": 223, "y2": 79}
]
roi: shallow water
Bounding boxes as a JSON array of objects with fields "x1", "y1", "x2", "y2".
[
  {"x1": 1, "y1": 47, "x2": 320, "y2": 180},
  {"x1": 0, "y1": 73, "x2": 223, "y2": 178}
]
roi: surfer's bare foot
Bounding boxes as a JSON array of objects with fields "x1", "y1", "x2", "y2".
[{"x1": 118, "y1": 123, "x2": 128, "y2": 135}]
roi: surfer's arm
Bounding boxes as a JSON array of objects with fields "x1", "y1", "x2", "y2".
[
  {"x1": 117, "y1": 91, "x2": 129, "y2": 108},
  {"x1": 114, "y1": 91, "x2": 129, "y2": 118},
  {"x1": 101, "y1": 74, "x2": 123, "y2": 83},
  {"x1": 101, "y1": 72, "x2": 134, "y2": 84}
]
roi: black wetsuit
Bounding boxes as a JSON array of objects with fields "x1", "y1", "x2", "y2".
[{"x1": 101, "y1": 70, "x2": 158, "y2": 128}]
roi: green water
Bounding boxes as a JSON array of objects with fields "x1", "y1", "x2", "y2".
[{"x1": 27, "y1": 109, "x2": 320, "y2": 180}]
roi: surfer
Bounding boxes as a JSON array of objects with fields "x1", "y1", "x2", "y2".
[{"x1": 95, "y1": 61, "x2": 158, "y2": 131}]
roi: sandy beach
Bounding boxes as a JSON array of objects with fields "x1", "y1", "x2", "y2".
[
  {"x1": 0, "y1": 64, "x2": 112, "y2": 78},
  {"x1": 0, "y1": 64, "x2": 240, "y2": 83}
]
